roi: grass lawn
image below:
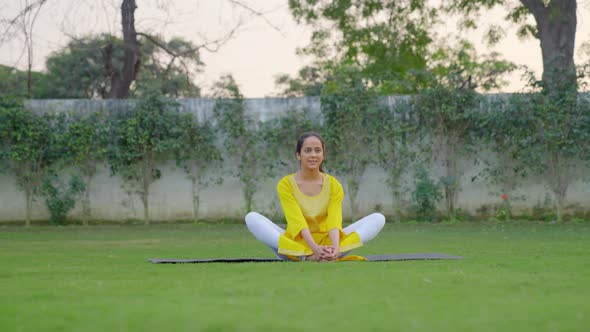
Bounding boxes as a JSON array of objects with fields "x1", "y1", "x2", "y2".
[{"x1": 0, "y1": 222, "x2": 589, "y2": 332}]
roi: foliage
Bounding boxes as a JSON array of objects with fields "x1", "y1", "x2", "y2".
[
  {"x1": 133, "y1": 35, "x2": 203, "y2": 98},
  {"x1": 411, "y1": 166, "x2": 442, "y2": 221},
  {"x1": 413, "y1": 83, "x2": 480, "y2": 222},
  {"x1": 409, "y1": 40, "x2": 513, "y2": 222},
  {"x1": 42, "y1": 33, "x2": 202, "y2": 99},
  {"x1": 175, "y1": 113, "x2": 223, "y2": 222},
  {"x1": 212, "y1": 75, "x2": 270, "y2": 213},
  {"x1": 428, "y1": 39, "x2": 515, "y2": 91},
  {"x1": 40, "y1": 174, "x2": 86, "y2": 225},
  {"x1": 288, "y1": 0, "x2": 437, "y2": 95},
  {"x1": 43, "y1": 34, "x2": 117, "y2": 99},
  {"x1": 443, "y1": 0, "x2": 578, "y2": 92},
  {"x1": 320, "y1": 64, "x2": 383, "y2": 219},
  {"x1": 0, "y1": 98, "x2": 57, "y2": 226},
  {"x1": 475, "y1": 95, "x2": 528, "y2": 221},
  {"x1": 274, "y1": 66, "x2": 325, "y2": 97},
  {"x1": 0, "y1": 64, "x2": 51, "y2": 98},
  {"x1": 374, "y1": 97, "x2": 418, "y2": 222},
  {"x1": 60, "y1": 111, "x2": 110, "y2": 225},
  {"x1": 260, "y1": 108, "x2": 318, "y2": 173},
  {"x1": 498, "y1": 77, "x2": 590, "y2": 222},
  {"x1": 108, "y1": 90, "x2": 183, "y2": 223}
]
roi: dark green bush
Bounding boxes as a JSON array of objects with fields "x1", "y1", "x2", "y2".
[
  {"x1": 41, "y1": 174, "x2": 85, "y2": 225},
  {"x1": 411, "y1": 167, "x2": 442, "y2": 221}
]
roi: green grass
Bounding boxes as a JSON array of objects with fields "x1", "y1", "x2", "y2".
[{"x1": 1, "y1": 222, "x2": 589, "y2": 332}]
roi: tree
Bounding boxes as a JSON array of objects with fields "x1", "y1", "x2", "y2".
[
  {"x1": 374, "y1": 97, "x2": 417, "y2": 222},
  {"x1": 212, "y1": 74, "x2": 270, "y2": 213},
  {"x1": 0, "y1": 98, "x2": 55, "y2": 226},
  {"x1": 274, "y1": 66, "x2": 325, "y2": 97},
  {"x1": 0, "y1": 0, "x2": 48, "y2": 97},
  {"x1": 1, "y1": 0, "x2": 254, "y2": 99},
  {"x1": 175, "y1": 113, "x2": 222, "y2": 223},
  {"x1": 133, "y1": 36, "x2": 202, "y2": 98},
  {"x1": 445, "y1": 0, "x2": 578, "y2": 93},
  {"x1": 107, "y1": 0, "x2": 140, "y2": 99},
  {"x1": 60, "y1": 111, "x2": 109, "y2": 225},
  {"x1": 288, "y1": 0, "x2": 437, "y2": 95},
  {"x1": 411, "y1": 39, "x2": 513, "y2": 221},
  {"x1": 0, "y1": 64, "x2": 50, "y2": 98},
  {"x1": 108, "y1": 90, "x2": 182, "y2": 223},
  {"x1": 413, "y1": 84, "x2": 480, "y2": 222},
  {"x1": 320, "y1": 64, "x2": 382, "y2": 220},
  {"x1": 497, "y1": 78, "x2": 590, "y2": 222},
  {"x1": 289, "y1": 0, "x2": 582, "y2": 95},
  {"x1": 475, "y1": 95, "x2": 528, "y2": 221},
  {"x1": 42, "y1": 34, "x2": 116, "y2": 99},
  {"x1": 42, "y1": 34, "x2": 202, "y2": 99}
]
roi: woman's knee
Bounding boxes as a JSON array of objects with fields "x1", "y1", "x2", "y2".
[
  {"x1": 369, "y1": 212, "x2": 386, "y2": 229},
  {"x1": 244, "y1": 211, "x2": 261, "y2": 225}
]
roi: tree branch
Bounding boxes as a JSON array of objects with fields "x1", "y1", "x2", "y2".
[
  {"x1": 2, "y1": 0, "x2": 48, "y2": 27},
  {"x1": 137, "y1": 19, "x2": 241, "y2": 58},
  {"x1": 0, "y1": 0, "x2": 48, "y2": 45},
  {"x1": 227, "y1": 0, "x2": 283, "y2": 34}
]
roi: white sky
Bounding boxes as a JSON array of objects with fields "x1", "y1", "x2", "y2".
[{"x1": 1, "y1": 0, "x2": 589, "y2": 97}]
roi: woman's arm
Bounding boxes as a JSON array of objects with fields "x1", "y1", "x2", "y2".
[
  {"x1": 323, "y1": 228, "x2": 340, "y2": 261},
  {"x1": 277, "y1": 177, "x2": 308, "y2": 239},
  {"x1": 323, "y1": 176, "x2": 344, "y2": 261},
  {"x1": 301, "y1": 228, "x2": 326, "y2": 260}
]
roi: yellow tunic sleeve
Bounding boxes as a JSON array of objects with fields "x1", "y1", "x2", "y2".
[
  {"x1": 276, "y1": 176, "x2": 308, "y2": 238},
  {"x1": 326, "y1": 175, "x2": 344, "y2": 231}
]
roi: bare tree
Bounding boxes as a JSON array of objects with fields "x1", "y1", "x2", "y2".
[
  {"x1": 0, "y1": 0, "x2": 47, "y2": 96},
  {"x1": 1, "y1": 0, "x2": 276, "y2": 99}
]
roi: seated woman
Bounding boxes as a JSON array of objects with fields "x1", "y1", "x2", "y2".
[{"x1": 245, "y1": 132, "x2": 385, "y2": 262}]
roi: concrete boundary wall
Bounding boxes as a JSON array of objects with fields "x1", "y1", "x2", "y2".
[{"x1": 0, "y1": 96, "x2": 588, "y2": 222}]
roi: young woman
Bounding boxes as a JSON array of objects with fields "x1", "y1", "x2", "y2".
[{"x1": 245, "y1": 132, "x2": 385, "y2": 261}]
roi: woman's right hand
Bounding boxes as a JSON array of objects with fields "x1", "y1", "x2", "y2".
[{"x1": 310, "y1": 244, "x2": 327, "y2": 261}]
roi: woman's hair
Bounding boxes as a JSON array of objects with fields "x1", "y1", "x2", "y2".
[{"x1": 295, "y1": 132, "x2": 325, "y2": 172}]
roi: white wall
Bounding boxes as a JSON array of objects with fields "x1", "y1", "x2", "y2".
[{"x1": 0, "y1": 96, "x2": 588, "y2": 222}]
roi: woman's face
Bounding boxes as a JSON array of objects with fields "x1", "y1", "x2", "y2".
[{"x1": 297, "y1": 136, "x2": 324, "y2": 171}]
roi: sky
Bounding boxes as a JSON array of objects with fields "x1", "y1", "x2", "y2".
[{"x1": 1, "y1": 0, "x2": 590, "y2": 98}]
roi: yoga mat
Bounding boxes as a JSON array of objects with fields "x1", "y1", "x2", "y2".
[{"x1": 148, "y1": 253, "x2": 463, "y2": 264}]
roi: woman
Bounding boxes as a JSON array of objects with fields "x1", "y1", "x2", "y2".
[{"x1": 245, "y1": 132, "x2": 385, "y2": 261}]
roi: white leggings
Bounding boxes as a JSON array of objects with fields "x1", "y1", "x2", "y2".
[{"x1": 244, "y1": 212, "x2": 386, "y2": 260}]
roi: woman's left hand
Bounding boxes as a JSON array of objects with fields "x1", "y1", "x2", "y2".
[{"x1": 322, "y1": 245, "x2": 340, "y2": 261}]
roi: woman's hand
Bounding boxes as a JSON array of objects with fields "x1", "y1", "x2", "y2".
[
  {"x1": 321, "y1": 245, "x2": 340, "y2": 261},
  {"x1": 322, "y1": 228, "x2": 341, "y2": 261},
  {"x1": 309, "y1": 244, "x2": 327, "y2": 261}
]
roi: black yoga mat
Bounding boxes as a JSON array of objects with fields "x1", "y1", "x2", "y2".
[{"x1": 148, "y1": 253, "x2": 463, "y2": 264}]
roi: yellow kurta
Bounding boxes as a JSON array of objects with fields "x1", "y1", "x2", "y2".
[{"x1": 276, "y1": 173, "x2": 363, "y2": 257}]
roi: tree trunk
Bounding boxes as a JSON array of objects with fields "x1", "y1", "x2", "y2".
[
  {"x1": 388, "y1": 168, "x2": 403, "y2": 223},
  {"x1": 81, "y1": 175, "x2": 92, "y2": 226},
  {"x1": 27, "y1": 63, "x2": 32, "y2": 97},
  {"x1": 142, "y1": 158, "x2": 151, "y2": 224},
  {"x1": 443, "y1": 148, "x2": 459, "y2": 222},
  {"x1": 521, "y1": 0, "x2": 577, "y2": 92},
  {"x1": 391, "y1": 188, "x2": 402, "y2": 223},
  {"x1": 108, "y1": 0, "x2": 141, "y2": 99},
  {"x1": 244, "y1": 187, "x2": 254, "y2": 214},
  {"x1": 25, "y1": 189, "x2": 33, "y2": 227},
  {"x1": 142, "y1": 189, "x2": 150, "y2": 225},
  {"x1": 547, "y1": 154, "x2": 570, "y2": 223},
  {"x1": 347, "y1": 176, "x2": 360, "y2": 222},
  {"x1": 191, "y1": 178, "x2": 200, "y2": 223}
]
